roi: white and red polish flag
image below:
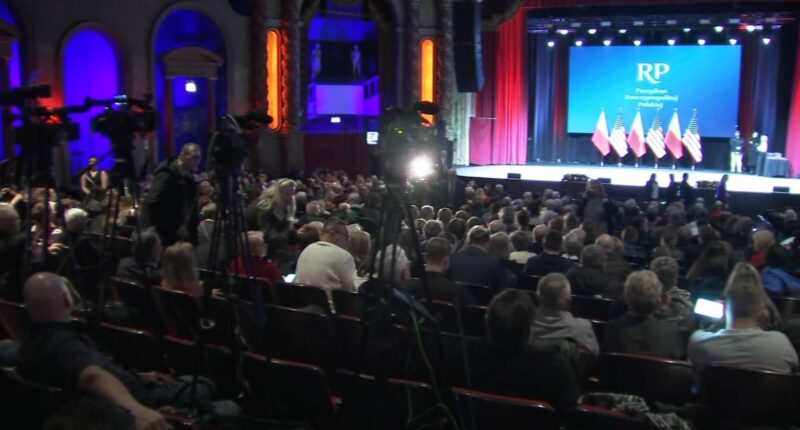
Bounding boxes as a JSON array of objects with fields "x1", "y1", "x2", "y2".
[
  {"x1": 627, "y1": 110, "x2": 647, "y2": 158},
  {"x1": 591, "y1": 108, "x2": 611, "y2": 157},
  {"x1": 664, "y1": 109, "x2": 684, "y2": 159}
]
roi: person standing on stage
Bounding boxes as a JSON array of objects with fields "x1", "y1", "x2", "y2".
[
  {"x1": 665, "y1": 174, "x2": 679, "y2": 203},
  {"x1": 729, "y1": 130, "x2": 744, "y2": 173},
  {"x1": 80, "y1": 155, "x2": 109, "y2": 214},
  {"x1": 680, "y1": 173, "x2": 695, "y2": 208},
  {"x1": 643, "y1": 173, "x2": 659, "y2": 202},
  {"x1": 746, "y1": 131, "x2": 760, "y2": 174},
  {"x1": 141, "y1": 143, "x2": 201, "y2": 247}
]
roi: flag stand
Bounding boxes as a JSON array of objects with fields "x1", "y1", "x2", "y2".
[
  {"x1": 617, "y1": 154, "x2": 623, "y2": 167},
  {"x1": 635, "y1": 157, "x2": 640, "y2": 168},
  {"x1": 671, "y1": 155, "x2": 677, "y2": 170}
]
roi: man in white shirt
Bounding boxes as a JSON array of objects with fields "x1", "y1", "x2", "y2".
[
  {"x1": 688, "y1": 264, "x2": 798, "y2": 374},
  {"x1": 295, "y1": 218, "x2": 356, "y2": 301}
]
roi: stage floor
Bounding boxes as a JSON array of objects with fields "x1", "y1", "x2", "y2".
[{"x1": 457, "y1": 164, "x2": 800, "y2": 195}]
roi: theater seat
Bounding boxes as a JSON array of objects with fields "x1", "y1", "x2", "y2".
[
  {"x1": 597, "y1": 352, "x2": 694, "y2": 405},
  {"x1": 161, "y1": 335, "x2": 239, "y2": 398},
  {"x1": 452, "y1": 387, "x2": 559, "y2": 430},
  {"x1": 332, "y1": 289, "x2": 364, "y2": 317},
  {"x1": 565, "y1": 404, "x2": 651, "y2": 430},
  {"x1": 333, "y1": 314, "x2": 410, "y2": 378},
  {"x1": 108, "y1": 277, "x2": 154, "y2": 330},
  {"x1": 0, "y1": 298, "x2": 30, "y2": 340},
  {"x1": 516, "y1": 275, "x2": 541, "y2": 292},
  {"x1": 264, "y1": 304, "x2": 336, "y2": 369},
  {"x1": 700, "y1": 365, "x2": 800, "y2": 428},
  {"x1": 242, "y1": 352, "x2": 336, "y2": 430},
  {"x1": 273, "y1": 282, "x2": 332, "y2": 313},
  {"x1": 0, "y1": 368, "x2": 68, "y2": 429},
  {"x1": 570, "y1": 295, "x2": 623, "y2": 321},
  {"x1": 94, "y1": 322, "x2": 165, "y2": 371},
  {"x1": 454, "y1": 281, "x2": 493, "y2": 305}
]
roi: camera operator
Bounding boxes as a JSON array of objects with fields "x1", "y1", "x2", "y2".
[{"x1": 141, "y1": 143, "x2": 201, "y2": 247}]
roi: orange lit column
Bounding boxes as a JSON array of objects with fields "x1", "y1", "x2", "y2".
[
  {"x1": 267, "y1": 29, "x2": 281, "y2": 130},
  {"x1": 420, "y1": 38, "x2": 436, "y2": 125}
]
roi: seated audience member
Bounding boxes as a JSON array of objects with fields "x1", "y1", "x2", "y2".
[
  {"x1": 449, "y1": 226, "x2": 509, "y2": 291},
  {"x1": 116, "y1": 227, "x2": 163, "y2": 286},
  {"x1": 348, "y1": 230, "x2": 372, "y2": 287},
  {"x1": 447, "y1": 218, "x2": 467, "y2": 252},
  {"x1": 652, "y1": 229, "x2": 684, "y2": 262},
  {"x1": 488, "y1": 231, "x2": 511, "y2": 260},
  {"x1": 686, "y1": 240, "x2": 733, "y2": 292},
  {"x1": 524, "y1": 229, "x2": 575, "y2": 276},
  {"x1": 529, "y1": 224, "x2": 548, "y2": 254},
  {"x1": 297, "y1": 223, "x2": 321, "y2": 251},
  {"x1": 604, "y1": 271, "x2": 685, "y2": 359},
  {"x1": 567, "y1": 244, "x2": 616, "y2": 298},
  {"x1": 508, "y1": 230, "x2": 534, "y2": 265},
  {"x1": 562, "y1": 229, "x2": 583, "y2": 261},
  {"x1": 229, "y1": 231, "x2": 282, "y2": 284},
  {"x1": 748, "y1": 229, "x2": 775, "y2": 270},
  {"x1": 404, "y1": 237, "x2": 476, "y2": 306},
  {"x1": 761, "y1": 244, "x2": 800, "y2": 296},
  {"x1": 530, "y1": 273, "x2": 599, "y2": 357},
  {"x1": 370, "y1": 244, "x2": 412, "y2": 286},
  {"x1": 449, "y1": 289, "x2": 580, "y2": 411},
  {"x1": 16, "y1": 273, "x2": 237, "y2": 427},
  {"x1": 423, "y1": 220, "x2": 444, "y2": 242},
  {"x1": 650, "y1": 256, "x2": 693, "y2": 330},
  {"x1": 161, "y1": 241, "x2": 203, "y2": 299},
  {"x1": 595, "y1": 234, "x2": 632, "y2": 289},
  {"x1": 196, "y1": 203, "x2": 217, "y2": 244},
  {"x1": 0, "y1": 202, "x2": 25, "y2": 300},
  {"x1": 63, "y1": 208, "x2": 100, "y2": 268},
  {"x1": 688, "y1": 263, "x2": 798, "y2": 374},
  {"x1": 295, "y1": 218, "x2": 357, "y2": 297}
]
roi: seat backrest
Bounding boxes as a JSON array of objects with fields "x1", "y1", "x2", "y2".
[
  {"x1": 332, "y1": 289, "x2": 364, "y2": 317},
  {"x1": 338, "y1": 371, "x2": 437, "y2": 430},
  {"x1": 516, "y1": 275, "x2": 541, "y2": 292},
  {"x1": 162, "y1": 335, "x2": 239, "y2": 398},
  {"x1": 150, "y1": 286, "x2": 200, "y2": 339},
  {"x1": 242, "y1": 352, "x2": 335, "y2": 429},
  {"x1": 570, "y1": 295, "x2": 623, "y2": 321},
  {"x1": 700, "y1": 365, "x2": 800, "y2": 428},
  {"x1": 264, "y1": 304, "x2": 335, "y2": 369},
  {"x1": 1, "y1": 368, "x2": 68, "y2": 429},
  {"x1": 770, "y1": 295, "x2": 800, "y2": 318},
  {"x1": 0, "y1": 298, "x2": 30, "y2": 340},
  {"x1": 273, "y1": 282, "x2": 331, "y2": 313},
  {"x1": 109, "y1": 277, "x2": 154, "y2": 330},
  {"x1": 598, "y1": 352, "x2": 694, "y2": 405},
  {"x1": 452, "y1": 387, "x2": 559, "y2": 430},
  {"x1": 95, "y1": 322, "x2": 165, "y2": 371},
  {"x1": 454, "y1": 282, "x2": 493, "y2": 305},
  {"x1": 333, "y1": 314, "x2": 410, "y2": 377},
  {"x1": 564, "y1": 405, "x2": 651, "y2": 430}
]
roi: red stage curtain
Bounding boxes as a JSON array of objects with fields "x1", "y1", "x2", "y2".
[
  {"x1": 469, "y1": 117, "x2": 494, "y2": 165},
  {"x1": 304, "y1": 133, "x2": 374, "y2": 177},
  {"x1": 787, "y1": 24, "x2": 800, "y2": 177},
  {"x1": 471, "y1": 13, "x2": 528, "y2": 165}
]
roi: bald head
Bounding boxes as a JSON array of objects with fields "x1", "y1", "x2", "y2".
[{"x1": 23, "y1": 272, "x2": 73, "y2": 322}]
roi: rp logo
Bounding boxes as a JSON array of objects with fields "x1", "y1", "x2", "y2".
[{"x1": 637, "y1": 63, "x2": 670, "y2": 84}]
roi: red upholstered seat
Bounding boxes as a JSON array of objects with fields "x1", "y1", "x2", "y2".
[{"x1": 452, "y1": 387, "x2": 559, "y2": 430}]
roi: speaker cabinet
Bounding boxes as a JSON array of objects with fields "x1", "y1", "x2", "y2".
[{"x1": 453, "y1": 0, "x2": 484, "y2": 92}]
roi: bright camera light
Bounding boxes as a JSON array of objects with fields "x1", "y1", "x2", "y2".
[
  {"x1": 697, "y1": 38, "x2": 706, "y2": 45},
  {"x1": 603, "y1": 39, "x2": 612, "y2": 46},
  {"x1": 409, "y1": 156, "x2": 434, "y2": 179},
  {"x1": 588, "y1": 28, "x2": 597, "y2": 35},
  {"x1": 575, "y1": 40, "x2": 584, "y2": 47},
  {"x1": 728, "y1": 38, "x2": 738, "y2": 45},
  {"x1": 558, "y1": 29, "x2": 569, "y2": 35},
  {"x1": 714, "y1": 25, "x2": 724, "y2": 33},
  {"x1": 184, "y1": 80, "x2": 197, "y2": 93},
  {"x1": 547, "y1": 40, "x2": 555, "y2": 47},
  {"x1": 762, "y1": 37, "x2": 771, "y2": 45},
  {"x1": 633, "y1": 39, "x2": 642, "y2": 46},
  {"x1": 667, "y1": 38, "x2": 676, "y2": 46}
]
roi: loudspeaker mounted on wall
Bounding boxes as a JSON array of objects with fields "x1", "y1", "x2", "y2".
[
  {"x1": 773, "y1": 186, "x2": 790, "y2": 193},
  {"x1": 453, "y1": 0, "x2": 484, "y2": 92},
  {"x1": 507, "y1": 173, "x2": 521, "y2": 179}
]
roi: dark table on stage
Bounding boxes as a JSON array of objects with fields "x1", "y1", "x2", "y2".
[{"x1": 757, "y1": 153, "x2": 791, "y2": 178}]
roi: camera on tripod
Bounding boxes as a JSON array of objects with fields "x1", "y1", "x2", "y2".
[
  {"x1": 379, "y1": 101, "x2": 442, "y2": 184},
  {"x1": 90, "y1": 94, "x2": 158, "y2": 139},
  {"x1": 208, "y1": 111, "x2": 272, "y2": 176}
]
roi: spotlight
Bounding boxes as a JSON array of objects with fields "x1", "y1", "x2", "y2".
[
  {"x1": 667, "y1": 38, "x2": 676, "y2": 46},
  {"x1": 558, "y1": 29, "x2": 569, "y2": 35},
  {"x1": 683, "y1": 28, "x2": 692, "y2": 33},
  {"x1": 603, "y1": 39, "x2": 612, "y2": 46},
  {"x1": 330, "y1": 116, "x2": 342, "y2": 123},
  {"x1": 697, "y1": 38, "x2": 706, "y2": 45},
  {"x1": 618, "y1": 28, "x2": 627, "y2": 34},
  {"x1": 714, "y1": 25, "x2": 724, "y2": 33},
  {"x1": 729, "y1": 38, "x2": 738, "y2": 45},
  {"x1": 409, "y1": 155, "x2": 434, "y2": 179},
  {"x1": 633, "y1": 39, "x2": 642, "y2": 46},
  {"x1": 666, "y1": 19, "x2": 677, "y2": 25},
  {"x1": 184, "y1": 80, "x2": 197, "y2": 93},
  {"x1": 699, "y1": 19, "x2": 711, "y2": 25},
  {"x1": 575, "y1": 40, "x2": 584, "y2": 47},
  {"x1": 633, "y1": 20, "x2": 644, "y2": 26},
  {"x1": 746, "y1": 24, "x2": 756, "y2": 32},
  {"x1": 762, "y1": 37, "x2": 771, "y2": 45},
  {"x1": 588, "y1": 28, "x2": 597, "y2": 35},
  {"x1": 600, "y1": 21, "x2": 612, "y2": 27},
  {"x1": 547, "y1": 40, "x2": 555, "y2": 47}
]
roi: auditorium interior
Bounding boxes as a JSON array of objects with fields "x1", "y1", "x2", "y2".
[{"x1": 1, "y1": 0, "x2": 800, "y2": 429}]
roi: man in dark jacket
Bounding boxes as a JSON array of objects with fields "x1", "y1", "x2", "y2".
[
  {"x1": 449, "y1": 226, "x2": 509, "y2": 291},
  {"x1": 604, "y1": 270, "x2": 685, "y2": 359},
  {"x1": 141, "y1": 143, "x2": 201, "y2": 247},
  {"x1": 405, "y1": 237, "x2": 475, "y2": 306},
  {"x1": 567, "y1": 244, "x2": 614, "y2": 298},
  {"x1": 524, "y1": 229, "x2": 575, "y2": 276}
]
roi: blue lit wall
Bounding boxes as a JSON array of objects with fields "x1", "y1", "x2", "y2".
[
  {"x1": 0, "y1": 1, "x2": 23, "y2": 155},
  {"x1": 172, "y1": 77, "x2": 209, "y2": 161},
  {"x1": 154, "y1": 9, "x2": 226, "y2": 158},
  {"x1": 63, "y1": 29, "x2": 120, "y2": 174}
]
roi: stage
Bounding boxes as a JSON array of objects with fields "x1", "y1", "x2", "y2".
[
  {"x1": 456, "y1": 164, "x2": 800, "y2": 215},
  {"x1": 457, "y1": 164, "x2": 799, "y2": 195}
]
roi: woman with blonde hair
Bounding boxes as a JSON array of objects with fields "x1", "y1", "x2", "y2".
[
  {"x1": 348, "y1": 230, "x2": 372, "y2": 287},
  {"x1": 256, "y1": 178, "x2": 297, "y2": 235},
  {"x1": 161, "y1": 241, "x2": 202, "y2": 299}
]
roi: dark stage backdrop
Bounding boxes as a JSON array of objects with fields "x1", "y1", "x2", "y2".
[{"x1": 527, "y1": 24, "x2": 797, "y2": 171}]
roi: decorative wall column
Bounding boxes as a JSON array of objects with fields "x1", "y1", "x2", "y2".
[
  {"x1": 436, "y1": 0, "x2": 454, "y2": 137},
  {"x1": 404, "y1": 0, "x2": 421, "y2": 106},
  {"x1": 250, "y1": 0, "x2": 268, "y2": 112}
]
